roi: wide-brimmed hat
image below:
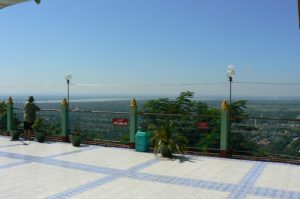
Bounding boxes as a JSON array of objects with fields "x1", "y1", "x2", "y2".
[{"x1": 28, "y1": 96, "x2": 35, "y2": 102}]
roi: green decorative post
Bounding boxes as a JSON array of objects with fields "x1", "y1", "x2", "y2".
[
  {"x1": 61, "y1": 98, "x2": 69, "y2": 141},
  {"x1": 7, "y1": 96, "x2": 14, "y2": 131},
  {"x1": 220, "y1": 99, "x2": 230, "y2": 157},
  {"x1": 129, "y1": 98, "x2": 137, "y2": 148}
]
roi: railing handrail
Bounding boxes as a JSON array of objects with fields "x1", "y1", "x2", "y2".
[
  {"x1": 231, "y1": 115, "x2": 300, "y2": 122},
  {"x1": 13, "y1": 108, "x2": 130, "y2": 114},
  {"x1": 14, "y1": 107, "x2": 60, "y2": 112},
  {"x1": 41, "y1": 109, "x2": 61, "y2": 112},
  {"x1": 70, "y1": 110, "x2": 129, "y2": 114},
  {"x1": 138, "y1": 112, "x2": 221, "y2": 118},
  {"x1": 13, "y1": 107, "x2": 300, "y2": 122}
]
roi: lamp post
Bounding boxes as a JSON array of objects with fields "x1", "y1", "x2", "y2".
[
  {"x1": 65, "y1": 73, "x2": 72, "y2": 134},
  {"x1": 226, "y1": 65, "x2": 235, "y2": 156},
  {"x1": 227, "y1": 65, "x2": 235, "y2": 105},
  {"x1": 65, "y1": 74, "x2": 72, "y2": 106}
]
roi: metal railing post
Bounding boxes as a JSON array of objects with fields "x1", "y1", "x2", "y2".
[
  {"x1": 220, "y1": 99, "x2": 230, "y2": 157},
  {"x1": 6, "y1": 97, "x2": 13, "y2": 131},
  {"x1": 129, "y1": 98, "x2": 137, "y2": 148},
  {"x1": 61, "y1": 98, "x2": 69, "y2": 141}
]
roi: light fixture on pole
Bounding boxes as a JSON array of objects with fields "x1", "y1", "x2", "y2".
[
  {"x1": 65, "y1": 73, "x2": 72, "y2": 106},
  {"x1": 227, "y1": 65, "x2": 235, "y2": 105},
  {"x1": 65, "y1": 73, "x2": 72, "y2": 134},
  {"x1": 226, "y1": 65, "x2": 235, "y2": 157}
]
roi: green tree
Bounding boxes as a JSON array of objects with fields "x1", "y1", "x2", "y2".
[
  {"x1": 283, "y1": 137, "x2": 300, "y2": 157},
  {"x1": 140, "y1": 92, "x2": 259, "y2": 154},
  {"x1": 229, "y1": 100, "x2": 260, "y2": 155},
  {"x1": 151, "y1": 120, "x2": 188, "y2": 158},
  {"x1": 140, "y1": 91, "x2": 219, "y2": 149},
  {"x1": 230, "y1": 100, "x2": 248, "y2": 123}
]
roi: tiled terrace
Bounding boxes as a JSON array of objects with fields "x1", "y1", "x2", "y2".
[{"x1": 0, "y1": 136, "x2": 300, "y2": 199}]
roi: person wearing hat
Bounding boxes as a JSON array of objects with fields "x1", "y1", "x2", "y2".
[{"x1": 24, "y1": 96, "x2": 40, "y2": 140}]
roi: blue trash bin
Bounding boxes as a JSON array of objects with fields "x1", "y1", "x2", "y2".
[{"x1": 135, "y1": 131, "x2": 150, "y2": 152}]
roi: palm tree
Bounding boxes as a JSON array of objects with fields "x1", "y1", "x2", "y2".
[{"x1": 151, "y1": 121, "x2": 188, "y2": 158}]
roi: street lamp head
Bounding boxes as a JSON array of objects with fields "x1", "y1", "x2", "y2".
[
  {"x1": 65, "y1": 74, "x2": 72, "y2": 81},
  {"x1": 227, "y1": 65, "x2": 235, "y2": 79}
]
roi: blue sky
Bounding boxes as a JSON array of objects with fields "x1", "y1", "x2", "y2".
[{"x1": 1, "y1": 0, "x2": 300, "y2": 99}]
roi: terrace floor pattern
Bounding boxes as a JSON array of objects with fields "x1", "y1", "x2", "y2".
[{"x1": 0, "y1": 136, "x2": 300, "y2": 199}]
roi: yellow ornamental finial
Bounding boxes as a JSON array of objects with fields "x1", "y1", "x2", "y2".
[
  {"x1": 130, "y1": 98, "x2": 137, "y2": 107},
  {"x1": 7, "y1": 96, "x2": 13, "y2": 105},
  {"x1": 221, "y1": 99, "x2": 229, "y2": 112},
  {"x1": 61, "y1": 98, "x2": 68, "y2": 107}
]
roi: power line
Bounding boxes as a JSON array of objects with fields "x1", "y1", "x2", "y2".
[
  {"x1": 234, "y1": 82, "x2": 300, "y2": 86},
  {"x1": 158, "y1": 82, "x2": 225, "y2": 86},
  {"x1": 73, "y1": 82, "x2": 226, "y2": 88},
  {"x1": 1, "y1": 81, "x2": 300, "y2": 89},
  {"x1": 0, "y1": 84, "x2": 65, "y2": 89}
]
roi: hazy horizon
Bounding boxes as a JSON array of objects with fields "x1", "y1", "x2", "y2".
[{"x1": 2, "y1": 93, "x2": 300, "y2": 104}]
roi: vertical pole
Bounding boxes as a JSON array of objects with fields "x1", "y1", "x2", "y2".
[
  {"x1": 7, "y1": 96, "x2": 13, "y2": 131},
  {"x1": 129, "y1": 98, "x2": 137, "y2": 148},
  {"x1": 220, "y1": 99, "x2": 230, "y2": 157},
  {"x1": 67, "y1": 80, "x2": 70, "y2": 109},
  {"x1": 61, "y1": 98, "x2": 69, "y2": 141},
  {"x1": 229, "y1": 77, "x2": 233, "y2": 155},
  {"x1": 229, "y1": 77, "x2": 232, "y2": 105},
  {"x1": 67, "y1": 79, "x2": 70, "y2": 135},
  {"x1": 64, "y1": 74, "x2": 72, "y2": 137}
]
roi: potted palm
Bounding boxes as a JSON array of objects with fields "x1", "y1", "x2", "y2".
[
  {"x1": 10, "y1": 118, "x2": 22, "y2": 141},
  {"x1": 69, "y1": 128, "x2": 81, "y2": 147},
  {"x1": 32, "y1": 118, "x2": 46, "y2": 142},
  {"x1": 151, "y1": 120, "x2": 188, "y2": 158}
]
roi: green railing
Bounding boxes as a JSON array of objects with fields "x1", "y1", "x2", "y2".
[
  {"x1": 3, "y1": 97, "x2": 135, "y2": 145},
  {"x1": 12, "y1": 108, "x2": 61, "y2": 136},
  {"x1": 231, "y1": 116, "x2": 300, "y2": 159},
  {"x1": 11, "y1": 107, "x2": 130, "y2": 143},
  {"x1": 138, "y1": 112, "x2": 221, "y2": 152},
  {"x1": 0, "y1": 113, "x2": 6, "y2": 131},
  {"x1": 2, "y1": 97, "x2": 300, "y2": 163},
  {"x1": 69, "y1": 110, "x2": 130, "y2": 143}
]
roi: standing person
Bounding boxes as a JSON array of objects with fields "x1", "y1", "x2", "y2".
[{"x1": 24, "y1": 96, "x2": 40, "y2": 140}]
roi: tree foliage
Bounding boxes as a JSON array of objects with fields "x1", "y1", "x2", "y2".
[
  {"x1": 229, "y1": 100, "x2": 260, "y2": 154},
  {"x1": 230, "y1": 100, "x2": 248, "y2": 123},
  {"x1": 140, "y1": 91, "x2": 259, "y2": 154},
  {"x1": 140, "y1": 91, "x2": 220, "y2": 150},
  {"x1": 151, "y1": 120, "x2": 188, "y2": 158}
]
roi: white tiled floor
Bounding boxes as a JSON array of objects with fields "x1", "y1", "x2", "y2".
[
  {"x1": 71, "y1": 178, "x2": 230, "y2": 199},
  {"x1": 0, "y1": 156, "x2": 21, "y2": 165},
  {"x1": 54, "y1": 147, "x2": 154, "y2": 169},
  {"x1": 245, "y1": 196, "x2": 270, "y2": 199},
  {"x1": 0, "y1": 162, "x2": 104, "y2": 199},
  {"x1": 141, "y1": 157, "x2": 254, "y2": 184},
  {"x1": 0, "y1": 141, "x2": 83, "y2": 157},
  {"x1": 254, "y1": 163, "x2": 300, "y2": 192},
  {"x1": 1, "y1": 136, "x2": 300, "y2": 199}
]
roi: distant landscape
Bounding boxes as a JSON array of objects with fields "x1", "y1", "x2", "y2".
[{"x1": 5, "y1": 95, "x2": 300, "y2": 116}]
